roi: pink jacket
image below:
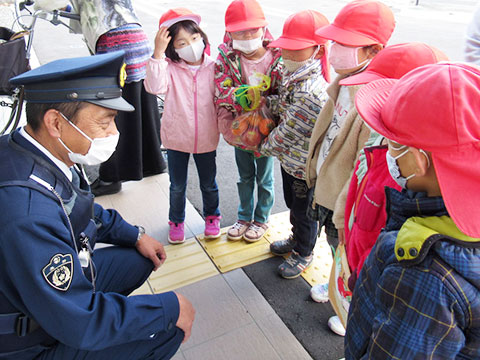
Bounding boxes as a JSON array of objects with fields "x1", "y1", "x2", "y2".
[{"x1": 144, "y1": 56, "x2": 220, "y2": 154}]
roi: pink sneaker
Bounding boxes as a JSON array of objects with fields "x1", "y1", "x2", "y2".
[
  {"x1": 168, "y1": 221, "x2": 185, "y2": 244},
  {"x1": 204, "y1": 215, "x2": 221, "y2": 239}
]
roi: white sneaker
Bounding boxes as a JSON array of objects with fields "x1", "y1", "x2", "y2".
[
  {"x1": 328, "y1": 315, "x2": 346, "y2": 337},
  {"x1": 310, "y1": 282, "x2": 329, "y2": 303}
]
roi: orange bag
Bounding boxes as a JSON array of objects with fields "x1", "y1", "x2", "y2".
[{"x1": 229, "y1": 104, "x2": 275, "y2": 150}]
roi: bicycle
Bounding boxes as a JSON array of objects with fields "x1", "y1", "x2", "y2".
[{"x1": 0, "y1": 0, "x2": 79, "y2": 135}]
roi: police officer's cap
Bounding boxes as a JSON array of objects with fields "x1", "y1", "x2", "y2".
[{"x1": 9, "y1": 51, "x2": 134, "y2": 112}]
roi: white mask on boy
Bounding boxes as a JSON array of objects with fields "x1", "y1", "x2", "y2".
[
  {"x1": 175, "y1": 40, "x2": 205, "y2": 63},
  {"x1": 232, "y1": 36, "x2": 263, "y2": 55},
  {"x1": 329, "y1": 42, "x2": 369, "y2": 71},
  {"x1": 283, "y1": 46, "x2": 320, "y2": 74}
]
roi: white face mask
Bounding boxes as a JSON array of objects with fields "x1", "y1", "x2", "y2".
[
  {"x1": 283, "y1": 46, "x2": 320, "y2": 74},
  {"x1": 58, "y1": 112, "x2": 119, "y2": 166},
  {"x1": 232, "y1": 36, "x2": 263, "y2": 55},
  {"x1": 386, "y1": 144, "x2": 430, "y2": 189},
  {"x1": 175, "y1": 39, "x2": 205, "y2": 63},
  {"x1": 328, "y1": 42, "x2": 369, "y2": 71}
]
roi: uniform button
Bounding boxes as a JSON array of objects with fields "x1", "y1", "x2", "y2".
[
  {"x1": 167, "y1": 322, "x2": 173, "y2": 331},
  {"x1": 409, "y1": 248, "x2": 418, "y2": 257},
  {"x1": 397, "y1": 247, "x2": 405, "y2": 257}
]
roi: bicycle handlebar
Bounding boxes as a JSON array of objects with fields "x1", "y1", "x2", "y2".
[{"x1": 55, "y1": 11, "x2": 80, "y2": 21}]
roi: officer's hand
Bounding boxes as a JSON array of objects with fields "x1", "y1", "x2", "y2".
[
  {"x1": 135, "y1": 234, "x2": 167, "y2": 270},
  {"x1": 175, "y1": 292, "x2": 195, "y2": 343},
  {"x1": 153, "y1": 27, "x2": 171, "y2": 59}
]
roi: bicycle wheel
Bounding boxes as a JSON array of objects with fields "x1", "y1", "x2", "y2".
[{"x1": 0, "y1": 87, "x2": 24, "y2": 135}]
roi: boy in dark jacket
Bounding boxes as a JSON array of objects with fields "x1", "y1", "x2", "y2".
[{"x1": 346, "y1": 62, "x2": 480, "y2": 359}]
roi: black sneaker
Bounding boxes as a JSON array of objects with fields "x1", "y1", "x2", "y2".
[
  {"x1": 278, "y1": 251, "x2": 313, "y2": 279},
  {"x1": 90, "y1": 179, "x2": 122, "y2": 197},
  {"x1": 270, "y1": 235, "x2": 296, "y2": 256}
]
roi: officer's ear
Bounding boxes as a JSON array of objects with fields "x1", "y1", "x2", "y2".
[{"x1": 43, "y1": 109, "x2": 64, "y2": 138}]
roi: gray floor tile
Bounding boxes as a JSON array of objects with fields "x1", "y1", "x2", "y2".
[
  {"x1": 256, "y1": 313, "x2": 313, "y2": 360},
  {"x1": 170, "y1": 350, "x2": 186, "y2": 360},
  {"x1": 175, "y1": 275, "x2": 253, "y2": 350},
  {"x1": 182, "y1": 323, "x2": 282, "y2": 360},
  {"x1": 223, "y1": 269, "x2": 275, "y2": 320}
]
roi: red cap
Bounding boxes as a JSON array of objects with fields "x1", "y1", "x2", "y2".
[
  {"x1": 315, "y1": 0, "x2": 395, "y2": 46},
  {"x1": 159, "y1": 8, "x2": 201, "y2": 29},
  {"x1": 269, "y1": 10, "x2": 329, "y2": 50},
  {"x1": 355, "y1": 62, "x2": 480, "y2": 237},
  {"x1": 340, "y1": 42, "x2": 448, "y2": 85},
  {"x1": 225, "y1": 0, "x2": 268, "y2": 32}
]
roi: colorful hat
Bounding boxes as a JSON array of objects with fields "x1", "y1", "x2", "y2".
[
  {"x1": 340, "y1": 42, "x2": 448, "y2": 85},
  {"x1": 225, "y1": 0, "x2": 268, "y2": 32},
  {"x1": 159, "y1": 8, "x2": 201, "y2": 29},
  {"x1": 315, "y1": 0, "x2": 395, "y2": 46},
  {"x1": 10, "y1": 51, "x2": 134, "y2": 112},
  {"x1": 355, "y1": 62, "x2": 480, "y2": 237}
]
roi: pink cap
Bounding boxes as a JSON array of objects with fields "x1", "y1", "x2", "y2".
[
  {"x1": 340, "y1": 42, "x2": 448, "y2": 85},
  {"x1": 315, "y1": 0, "x2": 395, "y2": 46},
  {"x1": 159, "y1": 8, "x2": 201, "y2": 29},
  {"x1": 355, "y1": 62, "x2": 480, "y2": 237}
]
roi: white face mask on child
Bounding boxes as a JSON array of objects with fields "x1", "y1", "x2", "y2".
[
  {"x1": 328, "y1": 42, "x2": 369, "y2": 71},
  {"x1": 175, "y1": 40, "x2": 205, "y2": 63},
  {"x1": 232, "y1": 36, "x2": 263, "y2": 55},
  {"x1": 283, "y1": 46, "x2": 320, "y2": 74},
  {"x1": 386, "y1": 144, "x2": 430, "y2": 189}
]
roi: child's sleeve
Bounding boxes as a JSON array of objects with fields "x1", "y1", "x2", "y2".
[
  {"x1": 260, "y1": 90, "x2": 322, "y2": 157},
  {"x1": 214, "y1": 58, "x2": 244, "y2": 114},
  {"x1": 332, "y1": 118, "x2": 371, "y2": 230},
  {"x1": 144, "y1": 57, "x2": 169, "y2": 95}
]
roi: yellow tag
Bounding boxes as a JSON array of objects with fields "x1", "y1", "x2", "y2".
[{"x1": 119, "y1": 63, "x2": 127, "y2": 88}]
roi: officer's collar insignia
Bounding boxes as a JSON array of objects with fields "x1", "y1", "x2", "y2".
[
  {"x1": 42, "y1": 254, "x2": 73, "y2": 291},
  {"x1": 119, "y1": 63, "x2": 127, "y2": 88}
]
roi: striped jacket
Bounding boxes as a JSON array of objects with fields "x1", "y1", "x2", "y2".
[
  {"x1": 260, "y1": 61, "x2": 329, "y2": 179},
  {"x1": 346, "y1": 188, "x2": 480, "y2": 359}
]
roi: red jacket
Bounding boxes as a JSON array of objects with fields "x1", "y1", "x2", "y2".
[{"x1": 344, "y1": 145, "x2": 401, "y2": 288}]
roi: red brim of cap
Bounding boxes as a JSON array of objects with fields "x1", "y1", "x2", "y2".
[
  {"x1": 339, "y1": 71, "x2": 386, "y2": 86},
  {"x1": 315, "y1": 24, "x2": 379, "y2": 46},
  {"x1": 268, "y1": 36, "x2": 317, "y2": 50},
  {"x1": 354, "y1": 78, "x2": 398, "y2": 138},
  {"x1": 160, "y1": 14, "x2": 201, "y2": 29},
  {"x1": 357, "y1": 77, "x2": 480, "y2": 238},
  {"x1": 431, "y1": 151, "x2": 480, "y2": 238},
  {"x1": 226, "y1": 19, "x2": 268, "y2": 32}
]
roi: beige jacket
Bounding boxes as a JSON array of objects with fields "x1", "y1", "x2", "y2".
[{"x1": 305, "y1": 75, "x2": 371, "y2": 229}]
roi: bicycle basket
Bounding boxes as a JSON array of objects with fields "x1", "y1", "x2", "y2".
[{"x1": 0, "y1": 27, "x2": 29, "y2": 95}]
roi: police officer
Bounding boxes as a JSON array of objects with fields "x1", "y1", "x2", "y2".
[{"x1": 0, "y1": 51, "x2": 194, "y2": 359}]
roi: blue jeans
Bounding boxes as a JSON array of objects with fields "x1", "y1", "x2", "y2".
[
  {"x1": 234, "y1": 148, "x2": 274, "y2": 224},
  {"x1": 167, "y1": 149, "x2": 220, "y2": 223}
]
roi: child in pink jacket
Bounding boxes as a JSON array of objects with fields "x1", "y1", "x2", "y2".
[{"x1": 144, "y1": 8, "x2": 221, "y2": 244}]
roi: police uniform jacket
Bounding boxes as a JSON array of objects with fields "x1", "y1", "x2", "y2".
[{"x1": 0, "y1": 130, "x2": 179, "y2": 358}]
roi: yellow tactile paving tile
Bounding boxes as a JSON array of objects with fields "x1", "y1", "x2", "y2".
[
  {"x1": 198, "y1": 230, "x2": 273, "y2": 273},
  {"x1": 263, "y1": 211, "x2": 333, "y2": 286},
  {"x1": 130, "y1": 280, "x2": 153, "y2": 296},
  {"x1": 301, "y1": 238, "x2": 333, "y2": 287},
  {"x1": 148, "y1": 238, "x2": 219, "y2": 293}
]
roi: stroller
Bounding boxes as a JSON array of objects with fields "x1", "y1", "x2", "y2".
[{"x1": 0, "y1": 26, "x2": 29, "y2": 135}]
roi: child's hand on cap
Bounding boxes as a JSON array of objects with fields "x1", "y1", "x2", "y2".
[{"x1": 154, "y1": 27, "x2": 171, "y2": 59}]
